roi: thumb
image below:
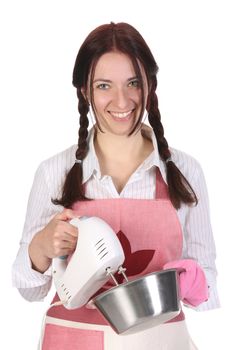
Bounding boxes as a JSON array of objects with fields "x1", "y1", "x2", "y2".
[{"x1": 56, "y1": 208, "x2": 77, "y2": 221}]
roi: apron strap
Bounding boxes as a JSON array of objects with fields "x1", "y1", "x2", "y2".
[{"x1": 155, "y1": 167, "x2": 169, "y2": 200}]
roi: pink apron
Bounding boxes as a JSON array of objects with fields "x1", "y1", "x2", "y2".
[{"x1": 42, "y1": 168, "x2": 197, "y2": 349}]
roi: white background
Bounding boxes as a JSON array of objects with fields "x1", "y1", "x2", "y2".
[{"x1": 1, "y1": 0, "x2": 232, "y2": 348}]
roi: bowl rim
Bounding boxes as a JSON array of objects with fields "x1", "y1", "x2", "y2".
[{"x1": 93, "y1": 268, "x2": 179, "y2": 302}]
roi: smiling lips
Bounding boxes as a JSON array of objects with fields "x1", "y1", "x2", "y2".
[{"x1": 108, "y1": 109, "x2": 134, "y2": 120}]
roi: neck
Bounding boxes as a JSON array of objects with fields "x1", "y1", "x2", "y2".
[{"x1": 94, "y1": 127, "x2": 145, "y2": 163}]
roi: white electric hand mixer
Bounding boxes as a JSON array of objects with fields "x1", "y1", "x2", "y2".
[{"x1": 53, "y1": 216, "x2": 126, "y2": 309}]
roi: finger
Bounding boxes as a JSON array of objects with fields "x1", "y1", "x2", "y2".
[
  {"x1": 62, "y1": 221, "x2": 79, "y2": 237},
  {"x1": 61, "y1": 240, "x2": 77, "y2": 251},
  {"x1": 62, "y1": 239, "x2": 77, "y2": 252},
  {"x1": 56, "y1": 209, "x2": 78, "y2": 221},
  {"x1": 57, "y1": 248, "x2": 75, "y2": 257},
  {"x1": 54, "y1": 220, "x2": 78, "y2": 238},
  {"x1": 62, "y1": 232, "x2": 78, "y2": 244},
  {"x1": 53, "y1": 239, "x2": 77, "y2": 257}
]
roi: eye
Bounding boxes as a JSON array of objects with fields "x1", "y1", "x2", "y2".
[
  {"x1": 96, "y1": 83, "x2": 110, "y2": 90},
  {"x1": 128, "y1": 79, "x2": 140, "y2": 88}
]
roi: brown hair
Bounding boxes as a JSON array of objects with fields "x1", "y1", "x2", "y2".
[{"x1": 52, "y1": 22, "x2": 197, "y2": 209}]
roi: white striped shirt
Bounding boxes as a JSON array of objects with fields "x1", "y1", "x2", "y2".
[{"x1": 12, "y1": 125, "x2": 220, "y2": 311}]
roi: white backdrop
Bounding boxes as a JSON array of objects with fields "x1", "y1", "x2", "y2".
[{"x1": 1, "y1": 0, "x2": 232, "y2": 348}]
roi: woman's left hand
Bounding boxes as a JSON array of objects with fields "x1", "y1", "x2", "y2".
[{"x1": 163, "y1": 259, "x2": 209, "y2": 307}]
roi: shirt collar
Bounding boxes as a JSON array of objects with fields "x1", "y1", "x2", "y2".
[
  {"x1": 139, "y1": 125, "x2": 167, "y2": 183},
  {"x1": 82, "y1": 124, "x2": 167, "y2": 184},
  {"x1": 82, "y1": 127, "x2": 101, "y2": 183}
]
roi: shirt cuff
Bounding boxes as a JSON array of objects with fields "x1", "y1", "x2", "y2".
[
  {"x1": 12, "y1": 243, "x2": 52, "y2": 288},
  {"x1": 192, "y1": 269, "x2": 220, "y2": 311}
]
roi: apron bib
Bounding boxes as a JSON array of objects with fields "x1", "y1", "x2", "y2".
[{"x1": 42, "y1": 168, "x2": 197, "y2": 349}]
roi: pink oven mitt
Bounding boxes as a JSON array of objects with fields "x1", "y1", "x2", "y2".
[{"x1": 163, "y1": 259, "x2": 209, "y2": 307}]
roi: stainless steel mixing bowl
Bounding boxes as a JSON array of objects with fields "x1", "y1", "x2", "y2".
[{"x1": 93, "y1": 269, "x2": 181, "y2": 335}]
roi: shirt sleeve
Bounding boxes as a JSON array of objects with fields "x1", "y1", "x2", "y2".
[
  {"x1": 12, "y1": 162, "x2": 63, "y2": 301},
  {"x1": 182, "y1": 161, "x2": 220, "y2": 311}
]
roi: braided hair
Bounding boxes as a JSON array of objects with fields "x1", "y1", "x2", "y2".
[
  {"x1": 147, "y1": 80, "x2": 197, "y2": 208},
  {"x1": 53, "y1": 22, "x2": 197, "y2": 209}
]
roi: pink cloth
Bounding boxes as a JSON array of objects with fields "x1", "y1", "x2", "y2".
[
  {"x1": 163, "y1": 259, "x2": 209, "y2": 307},
  {"x1": 43, "y1": 168, "x2": 185, "y2": 349},
  {"x1": 42, "y1": 324, "x2": 103, "y2": 350}
]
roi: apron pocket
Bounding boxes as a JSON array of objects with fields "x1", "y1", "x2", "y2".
[{"x1": 42, "y1": 323, "x2": 104, "y2": 350}]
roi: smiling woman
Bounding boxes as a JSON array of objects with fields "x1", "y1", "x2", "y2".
[
  {"x1": 89, "y1": 52, "x2": 147, "y2": 135},
  {"x1": 86, "y1": 51, "x2": 153, "y2": 188},
  {"x1": 89, "y1": 52, "x2": 144, "y2": 134},
  {"x1": 12, "y1": 22, "x2": 219, "y2": 350}
]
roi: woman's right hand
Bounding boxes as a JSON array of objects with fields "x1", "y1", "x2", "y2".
[{"x1": 29, "y1": 209, "x2": 79, "y2": 273}]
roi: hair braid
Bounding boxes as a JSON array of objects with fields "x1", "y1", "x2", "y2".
[
  {"x1": 52, "y1": 89, "x2": 91, "y2": 208},
  {"x1": 148, "y1": 87, "x2": 198, "y2": 209},
  {"x1": 147, "y1": 88, "x2": 171, "y2": 161},
  {"x1": 76, "y1": 89, "x2": 90, "y2": 160}
]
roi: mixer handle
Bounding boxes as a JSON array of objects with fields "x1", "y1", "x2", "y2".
[
  {"x1": 53, "y1": 255, "x2": 69, "y2": 279},
  {"x1": 52, "y1": 217, "x2": 87, "y2": 280}
]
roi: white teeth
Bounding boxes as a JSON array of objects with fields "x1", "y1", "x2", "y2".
[{"x1": 110, "y1": 110, "x2": 132, "y2": 118}]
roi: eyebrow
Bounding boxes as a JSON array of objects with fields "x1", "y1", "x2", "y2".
[{"x1": 93, "y1": 76, "x2": 138, "y2": 84}]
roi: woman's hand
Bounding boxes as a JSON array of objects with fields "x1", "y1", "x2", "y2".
[
  {"x1": 163, "y1": 259, "x2": 209, "y2": 307},
  {"x1": 29, "y1": 209, "x2": 79, "y2": 273}
]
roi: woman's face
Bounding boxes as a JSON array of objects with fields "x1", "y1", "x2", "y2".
[{"x1": 88, "y1": 51, "x2": 148, "y2": 136}]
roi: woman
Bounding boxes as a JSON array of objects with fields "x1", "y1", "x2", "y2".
[{"x1": 12, "y1": 22, "x2": 219, "y2": 349}]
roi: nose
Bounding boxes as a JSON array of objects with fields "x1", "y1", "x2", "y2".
[{"x1": 113, "y1": 88, "x2": 130, "y2": 110}]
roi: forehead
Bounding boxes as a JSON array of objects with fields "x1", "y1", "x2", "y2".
[{"x1": 93, "y1": 51, "x2": 141, "y2": 80}]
